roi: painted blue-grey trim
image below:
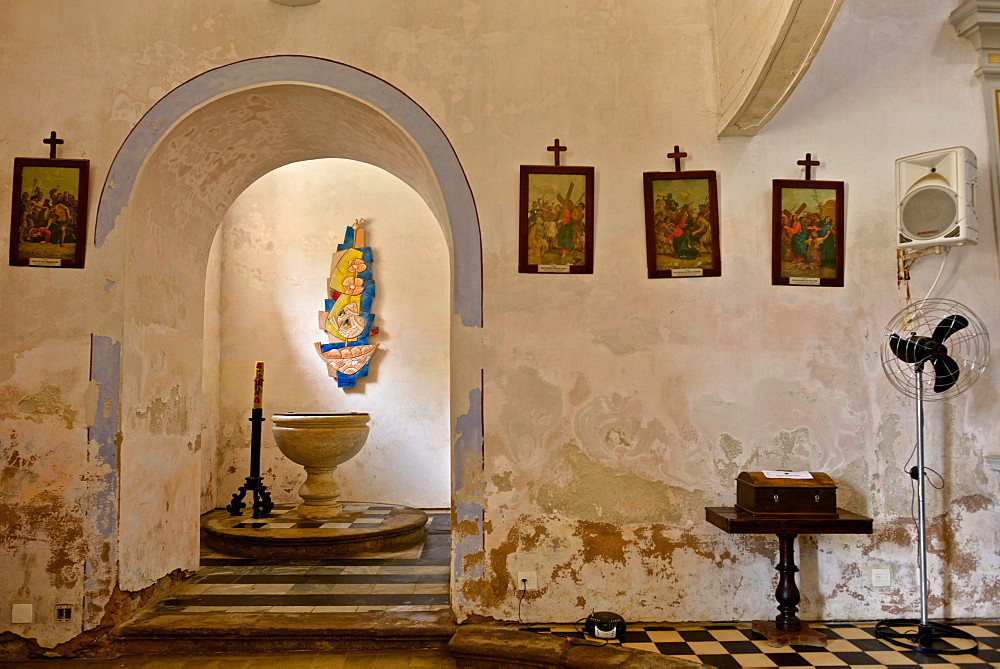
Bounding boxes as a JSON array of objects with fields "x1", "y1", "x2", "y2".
[
  {"x1": 89, "y1": 335, "x2": 121, "y2": 477},
  {"x1": 96, "y1": 56, "x2": 482, "y2": 327},
  {"x1": 453, "y1": 386, "x2": 484, "y2": 494},
  {"x1": 451, "y1": 386, "x2": 485, "y2": 603},
  {"x1": 86, "y1": 335, "x2": 120, "y2": 629}
]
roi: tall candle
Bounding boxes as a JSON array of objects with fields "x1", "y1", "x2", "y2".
[{"x1": 253, "y1": 361, "x2": 264, "y2": 409}]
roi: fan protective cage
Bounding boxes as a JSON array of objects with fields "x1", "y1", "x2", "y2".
[{"x1": 881, "y1": 299, "x2": 989, "y2": 401}]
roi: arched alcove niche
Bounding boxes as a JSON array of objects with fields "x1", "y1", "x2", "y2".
[
  {"x1": 204, "y1": 158, "x2": 451, "y2": 513},
  {"x1": 96, "y1": 57, "x2": 483, "y2": 593}
]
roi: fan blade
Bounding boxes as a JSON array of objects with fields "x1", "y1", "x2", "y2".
[
  {"x1": 932, "y1": 354, "x2": 961, "y2": 393},
  {"x1": 889, "y1": 333, "x2": 934, "y2": 364},
  {"x1": 932, "y1": 314, "x2": 969, "y2": 343}
]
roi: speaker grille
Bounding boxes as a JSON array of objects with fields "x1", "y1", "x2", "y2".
[{"x1": 900, "y1": 185, "x2": 958, "y2": 240}]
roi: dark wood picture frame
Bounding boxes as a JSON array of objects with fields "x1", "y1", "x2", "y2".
[
  {"x1": 518, "y1": 165, "x2": 595, "y2": 274},
  {"x1": 771, "y1": 179, "x2": 844, "y2": 287},
  {"x1": 9, "y1": 157, "x2": 89, "y2": 268},
  {"x1": 643, "y1": 170, "x2": 721, "y2": 278}
]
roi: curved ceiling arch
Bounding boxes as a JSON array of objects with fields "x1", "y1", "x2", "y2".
[
  {"x1": 714, "y1": 0, "x2": 844, "y2": 136},
  {"x1": 97, "y1": 55, "x2": 482, "y2": 327}
]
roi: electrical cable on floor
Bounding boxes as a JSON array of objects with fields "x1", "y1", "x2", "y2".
[
  {"x1": 514, "y1": 578, "x2": 549, "y2": 634},
  {"x1": 512, "y1": 581, "x2": 609, "y2": 646}
]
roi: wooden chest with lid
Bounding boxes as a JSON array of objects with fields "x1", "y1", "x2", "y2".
[{"x1": 735, "y1": 471, "x2": 838, "y2": 516}]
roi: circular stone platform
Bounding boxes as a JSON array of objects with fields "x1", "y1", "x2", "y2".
[{"x1": 202, "y1": 502, "x2": 427, "y2": 560}]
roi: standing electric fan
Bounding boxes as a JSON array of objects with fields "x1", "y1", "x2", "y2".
[{"x1": 876, "y1": 298, "x2": 989, "y2": 654}]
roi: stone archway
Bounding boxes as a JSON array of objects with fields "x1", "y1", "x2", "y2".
[{"x1": 95, "y1": 56, "x2": 483, "y2": 593}]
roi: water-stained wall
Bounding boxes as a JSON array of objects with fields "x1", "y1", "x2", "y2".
[{"x1": 0, "y1": 0, "x2": 998, "y2": 651}]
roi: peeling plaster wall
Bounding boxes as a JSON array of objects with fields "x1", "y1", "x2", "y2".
[
  {"x1": 0, "y1": 342, "x2": 117, "y2": 643},
  {"x1": 460, "y1": 0, "x2": 1000, "y2": 624},
  {"x1": 0, "y1": 0, "x2": 999, "y2": 650},
  {"x1": 211, "y1": 159, "x2": 450, "y2": 510}
]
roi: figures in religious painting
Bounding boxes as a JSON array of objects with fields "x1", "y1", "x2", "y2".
[
  {"x1": 651, "y1": 185, "x2": 713, "y2": 265},
  {"x1": 778, "y1": 190, "x2": 838, "y2": 277},
  {"x1": 526, "y1": 177, "x2": 587, "y2": 266},
  {"x1": 18, "y1": 179, "x2": 79, "y2": 247}
]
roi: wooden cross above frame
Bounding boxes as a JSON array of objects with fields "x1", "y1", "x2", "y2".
[
  {"x1": 43, "y1": 131, "x2": 64, "y2": 159},
  {"x1": 547, "y1": 139, "x2": 568, "y2": 166},
  {"x1": 668, "y1": 145, "x2": 688, "y2": 172},
  {"x1": 797, "y1": 152, "x2": 820, "y2": 181}
]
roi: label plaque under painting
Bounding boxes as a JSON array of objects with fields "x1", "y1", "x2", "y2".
[{"x1": 538, "y1": 264, "x2": 571, "y2": 273}]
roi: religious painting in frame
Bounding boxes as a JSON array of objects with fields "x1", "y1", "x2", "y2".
[
  {"x1": 771, "y1": 179, "x2": 844, "y2": 287},
  {"x1": 643, "y1": 170, "x2": 721, "y2": 278},
  {"x1": 518, "y1": 165, "x2": 595, "y2": 274},
  {"x1": 9, "y1": 157, "x2": 89, "y2": 268}
]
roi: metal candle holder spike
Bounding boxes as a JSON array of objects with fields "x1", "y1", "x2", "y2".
[{"x1": 226, "y1": 361, "x2": 274, "y2": 518}]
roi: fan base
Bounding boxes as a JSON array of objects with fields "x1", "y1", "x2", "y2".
[{"x1": 874, "y1": 619, "x2": 978, "y2": 655}]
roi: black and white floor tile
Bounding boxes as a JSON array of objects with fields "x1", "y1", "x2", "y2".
[
  {"x1": 230, "y1": 502, "x2": 396, "y2": 530},
  {"x1": 522, "y1": 621, "x2": 1000, "y2": 668}
]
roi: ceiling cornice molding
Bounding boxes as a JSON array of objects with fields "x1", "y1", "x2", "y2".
[
  {"x1": 950, "y1": 0, "x2": 1000, "y2": 51},
  {"x1": 975, "y1": 63, "x2": 1000, "y2": 80}
]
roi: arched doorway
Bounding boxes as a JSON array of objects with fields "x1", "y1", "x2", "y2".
[{"x1": 95, "y1": 57, "x2": 483, "y2": 594}]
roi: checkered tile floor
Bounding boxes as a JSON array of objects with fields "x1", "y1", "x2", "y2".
[
  {"x1": 522, "y1": 621, "x2": 1000, "y2": 667},
  {"x1": 157, "y1": 509, "x2": 450, "y2": 614},
  {"x1": 230, "y1": 502, "x2": 395, "y2": 529}
]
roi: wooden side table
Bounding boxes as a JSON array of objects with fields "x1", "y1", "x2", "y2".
[{"x1": 705, "y1": 506, "x2": 873, "y2": 647}]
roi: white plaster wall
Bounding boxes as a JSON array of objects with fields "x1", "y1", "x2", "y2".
[
  {"x1": 0, "y1": 0, "x2": 997, "y2": 649},
  {"x1": 211, "y1": 159, "x2": 450, "y2": 509}
]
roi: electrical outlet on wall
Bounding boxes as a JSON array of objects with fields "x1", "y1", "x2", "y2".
[
  {"x1": 872, "y1": 568, "x2": 891, "y2": 587},
  {"x1": 11, "y1": 604, "x2": 32, "y2": 624},
  {"x1": 517, "y1": 571, "x2": 538, "y2": 591}
]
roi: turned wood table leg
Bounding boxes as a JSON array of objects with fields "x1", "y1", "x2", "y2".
[
  {"x1": 774, "y1": 533, "x2": 801, "y2": 631},
  {"x1": 750, "y1": 532, "x2": 826, "y2": 647}
]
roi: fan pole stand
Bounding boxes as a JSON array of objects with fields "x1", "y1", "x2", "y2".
[{"x1": 875, "y1": 367, "x2": 976, "y2": 655}]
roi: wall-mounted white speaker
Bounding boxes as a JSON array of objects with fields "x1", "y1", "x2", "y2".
[{"x1": 895, "y1": 146, "x2": 977, "y2": 250}]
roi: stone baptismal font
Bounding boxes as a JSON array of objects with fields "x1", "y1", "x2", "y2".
[{"x1": 271, "y1": 411, "x2": 370, "y2": 519}]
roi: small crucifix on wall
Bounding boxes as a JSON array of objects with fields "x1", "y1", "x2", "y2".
[
  {"x1": 667, "y1": 145, "x2": 688, "y2": 172},
  {"x1": 547, "y1": 138, "x2": 568, "y2": 166},
  {"x1": 797, "y1": 152, "x2": 820, "y2": 181},
  {"x1": 43, "y1": 131, "x2": 64, "y2": 160}
]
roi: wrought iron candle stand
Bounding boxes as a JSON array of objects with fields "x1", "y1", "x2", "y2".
[{"x1": 226, "y1": 361, "x2": 274, "y2": 519}]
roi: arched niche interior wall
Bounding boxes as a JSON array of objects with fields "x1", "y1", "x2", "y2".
[{"x1": 203, "y1": 158, "x2": 451, "y2": 513}]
